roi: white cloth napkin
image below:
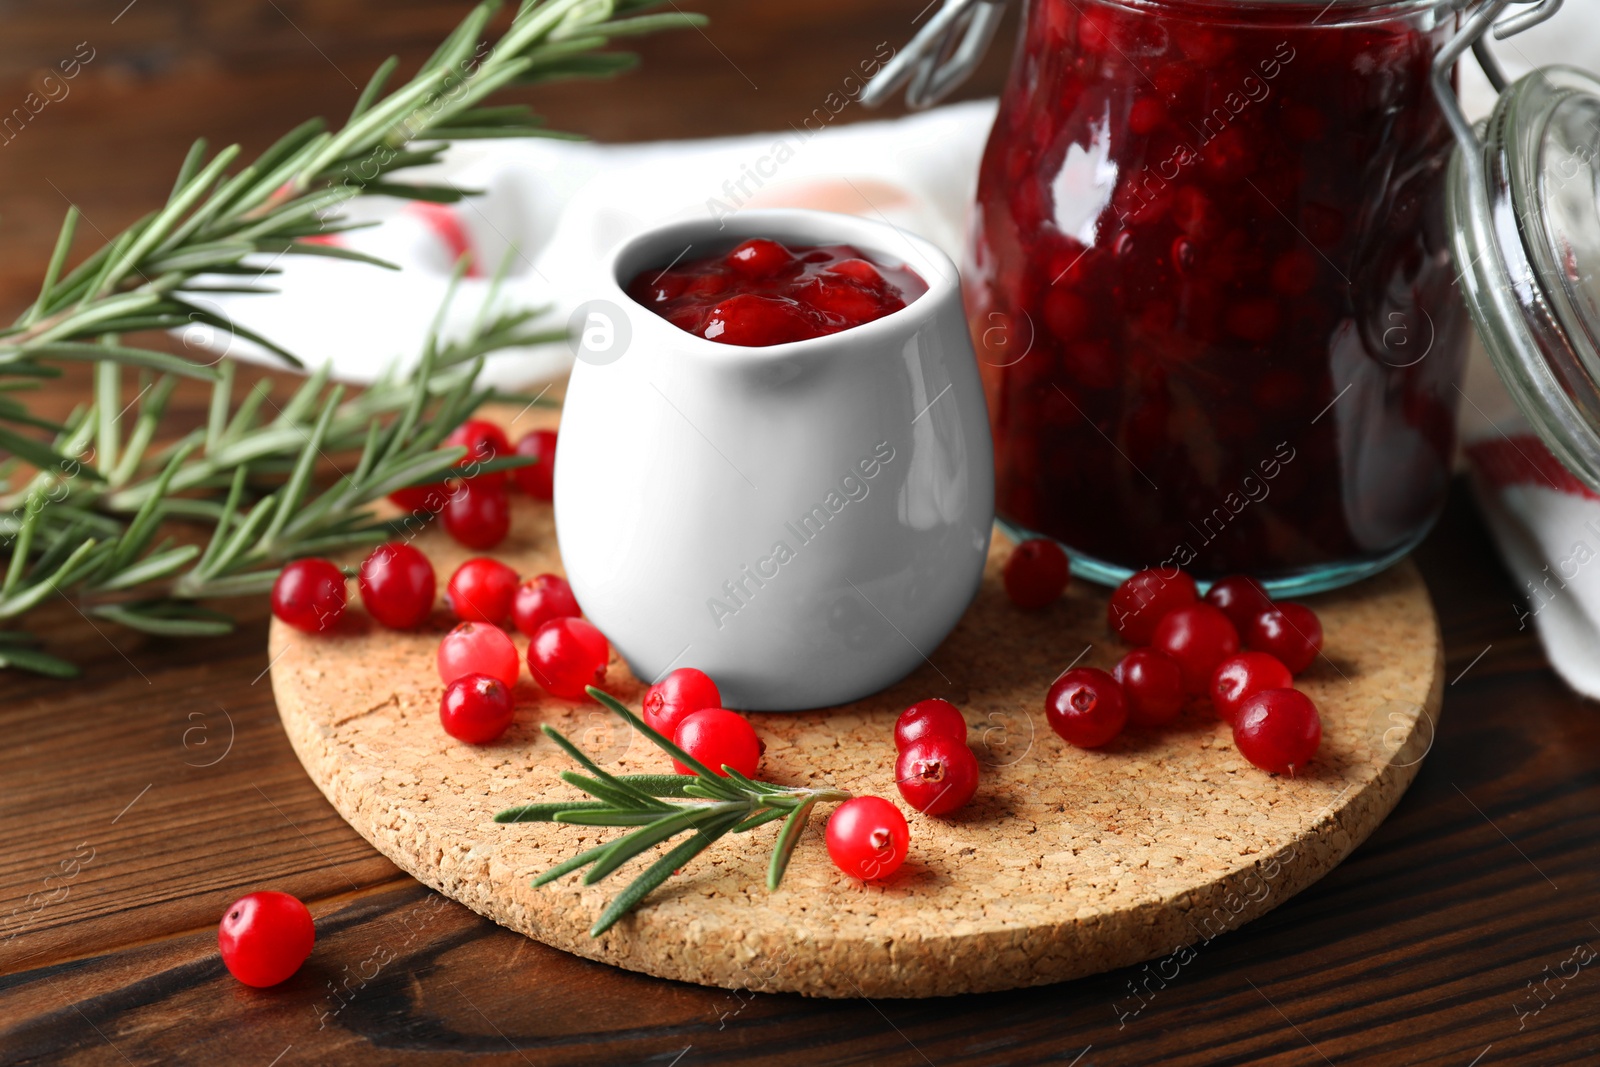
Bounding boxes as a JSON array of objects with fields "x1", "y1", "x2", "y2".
[{"x1": 197, "y1": 8, "x2": 1600, "y2": 696}]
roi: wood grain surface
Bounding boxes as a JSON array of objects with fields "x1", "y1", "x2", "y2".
[{"x1": 2, "y1": 2, "x2": 1599, "y2": 1064}]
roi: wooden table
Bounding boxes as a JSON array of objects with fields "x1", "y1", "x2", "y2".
[{"x1": 3, "y1": 3, "x2": 1598, "y2": 1064}]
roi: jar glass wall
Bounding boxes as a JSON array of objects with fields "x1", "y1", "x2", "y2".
[{"x1": 966, "y1": 0, "x2": 1468, "y2": 593}]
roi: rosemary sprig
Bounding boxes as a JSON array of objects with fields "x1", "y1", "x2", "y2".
[
  {"x1": 496, "y1": 688, "x2": 851, "y2": 937},
  {"x1": 0, "y1": 0, "x2": 704, "y2": 675}
]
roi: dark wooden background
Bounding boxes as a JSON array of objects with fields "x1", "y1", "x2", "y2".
[{"x1": 3, "y1": 2, "x2": 1599, "y2": 1065}]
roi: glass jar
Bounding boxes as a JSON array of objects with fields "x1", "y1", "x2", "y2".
[{"x1": 962, "y1": 0, "x2": 1467, "y2": 592}]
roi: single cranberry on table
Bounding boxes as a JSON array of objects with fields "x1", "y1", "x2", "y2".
[
  {"x1": 446, "y1": 557, "x2": 519, "y2": 624},
  {"x1": 441, "y1": 476, "x2": 511, "y2": 550},
  {"x1": 1204, "y1": 575, "x2": 1272, "y2": 633},
  {"x1": 270, "y1": 558, "x2": 346, "y2": 634},
  {"x1": 218, "y1": 891, "x2": 314, "y2": 988},
  {"x1": 1152, "y1": 604, "x2": 1241, "y2": 695},
  {"x1": 511, "y1": 573, "x2": 581, "y2": 637},
  {"x1": 1003, "y1": 538, "x2": 1070, "y2": 610},
  {"x1": 527, "y1": 617, "x2": 610, "y2": 700},
  {"x1": 1233, "y1": 688, "x2": 1323, "y2": 776},
  {"x1": 825, "y1": 796, "x2": 910, "y2": 881},
  {"x1": 1112, "y1": 647, "x2": 1186, "y2": 727},
  {"x1": 1210, "y1": 652, "x2": 1294, "y2": 725},
  {"x1": 625, "y1": 239, "x2": 927, "y2": 348},
  {"x1": 895, "y1": 736, "x2": 980, "y2": 816},
  {"x1": 643, "y1": 667, "x2": 722, "y2": 739},
  {"x1": 1045, "y1": 667, "x2": 1128, "y2": 749},
  {"x1": 671, "y1": 707, "x2": 762, "y2": 778},
  {"x1": 439, "y1": 673, "x2": 516, "y2": 744},
  {"x1": 437, "y1": 622, "x2": 520, "y2": 688},
  {"x1": 358, "y1": 542, "x2": 435, "y2": 629},
  {"x1": 513, "y1": 430, "x2": 557, "y2": 501},
  {"x1": 893, "y1": 698, "x2": 968, "y2": 750},
  {"x1": 1248, "y1": 603, "x2": 1325, "y2": 675},
  {"x1": 1108, "y1": 568, "x2": 1199, "y2": 645}
]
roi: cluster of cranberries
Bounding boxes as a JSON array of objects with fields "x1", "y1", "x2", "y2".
[
  {"x1": 643, "y1": 667, "x2": 911, "y2": 882},
  {"x1": 893, "y1": 699, "x2": 980, "y2": 817},
  {"x1": 387, "y1": 419, "x2": 558, "y2": 551},
  {"x1": 1046, "y1": 557, "x2": 1325, "y2": 776}
]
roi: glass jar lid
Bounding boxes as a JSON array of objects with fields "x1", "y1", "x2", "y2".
[{"x1": 1445, "y1": 1, "x2": 1600, "y2": 492}]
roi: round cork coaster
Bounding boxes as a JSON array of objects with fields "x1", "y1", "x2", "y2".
[{"x1": 271, "y1": 436, "x2": 1441, "y2": 999}]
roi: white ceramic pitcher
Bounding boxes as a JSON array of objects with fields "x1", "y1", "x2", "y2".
[{"x1": 554, "y1": 209, "x2": 994, "y2": 711}]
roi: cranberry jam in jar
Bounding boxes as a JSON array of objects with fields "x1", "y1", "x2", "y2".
[
  {"x1": 966, "y1": 0, "x2": 1468, "y2": 592},
  {"x1": 628, "y1": 238, "x2": 928, "y2": 347}
]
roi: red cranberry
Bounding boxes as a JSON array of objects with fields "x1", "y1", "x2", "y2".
[
  {"x1": 439, "y1": 673, "x2": 516, "y2": 744},
  {"x1": 1112, "y1": 647, "x2": 1186, "y2": 727},
  {"x1": 672, "y1": 708, "x2": 762, "y2": 778},
  {"x1": 441, "y1": 477, "x2": 511, "y2": 550},
  {"x1": 1204, "y1": 574, "x2": 1272, "y2": 633},
  {"x1": 1152, "y1": 604, "x2": 1240, "y2": 694},
  {"x1": 218, "y1": 891, "x2": 314, "y2": 988},
  {"x1": 358, "y1": 542, "x2": 435, "y2": 629},
  {"x1": 895, "y1": 736, "x2": 980, "y2": 816},
  {"x1": 271, "y1": 559, "x2": 346, "y2": 634},
  {"x1": 1003, "y1": 538, "x2": 1070, "y2": 610},
  {"x1": 1109, "y1": 568, "x2": 1199, "y2": 645},
  {"x1": 643, "y1": 667, "x2": 722, "y2": 739},
  {"x1": 513, "y1": 430, "x2": 556, "y2": 501},
  {"x1": 1210, "y1": 652, "x2": 1294, "y2": 725},
  {"x1": 437, "y1": 621, "x2": 520, "y2": 688},
  {"x1": 893, "y1": 698, "x2": 968, "y2": 750},
  {"x1": 1233, "y1": 689, "x2": 1322, "y2": 775},
  {"x1": 1248, "y1": 603, "x2": 1325, "y2": 674},
  {"x1": 727, "y1": 238, "x2": 795, "y2": 279},
  {"x1": 826, "y1": 796, "x2": 909, "y2": 881},
  {"x1": 511, "y1": 573, "x2": 581, "y2": 637},
  {"x1": 1045, "y1": 667, "x2": 1128, "y2": 748},
  {"x1": 446, "y1": 557, "x2": 518, "y2": 624},
  {"x1": 527, "y1": 617, "x2": 609, "y2": 700},
  {"x1": 444, "y1": 419, "x2": 510, "y2": 485}
]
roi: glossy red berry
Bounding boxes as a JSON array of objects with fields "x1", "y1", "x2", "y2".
[
  {"x1": 1112, "y1": 647, "x2": 1186, "y2": 727},
  {"x1": 825, "y1": 796, "x2": 909, "y2": 881},
  {"x1": 446, "y1": 557, "x2": 518, "y2": 624},
  {"x1": 1210, "y1": 652, "x2": 1294, "y2": 725},
  {"x1": 1233, "y1": 688, "x2": 1322, "y2": 775},
  {"x1": 1152, "y1": 603, "x2": 1241, "y2": 694},
  {"x1": 218, "y1": 891, "x2": 314, "y2": 988},
  {"x1": 672, "y1": 707, "x2": 762, "y2": 777},
  {"x1": 727, "y1": 238, "x2": 796, "y2": 278},
  {"x1": 1045, "y1": 667, "x2": 1128, "y2": 748},
  {"x1": 444, "y1": 419, "x2": 510, "y2": 484},
  {"x1": 895, "y1": 736, "x2": 980, "y2": 815},
  {"x1": 527, "y1": 617, "x2": 609, "y2": 700},
  {"x1": 511, "y1": 573, "x2": 581, "y2": 637},
  {"x1": 439, "y1": 673, "x2": 516, "y2": 744},
  {"x1": 437, "y1": 621, "x2": 520, "y2": 688},
  {"x1": 358, "y1": 542, "x2": 435, "y2": 629},
  {"x1": 270, "y1": 558, "x2": 346, "y2": 634},
  {"x1": 1248, "y1": 602, "x2": 1324, "y2": 674},
  {"x1": 893, "y1": 698, "x2": 968, "y2": 750},
  {"x1": 441, "y1": 477, "x2": 511, "y2": 550},
  {"x1": 643, "y1": 667, "x2": 722, "y2": 739},
  {"x1": 1109, "y1": 568, "x2": 1199, "y2": 644},
  {"x1": 1204, "y1": 574, "x2": 1272, "y2": 632},
  {"x1": 513, "y1": 430, "x2": 557, "y2": 500},
  {"x1": 1003, "y1": 538, "x2": 1070, "y2": 610}
]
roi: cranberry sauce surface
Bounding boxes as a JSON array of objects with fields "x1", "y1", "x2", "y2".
[
  {"x1": 627, "y1": 239, "x2": 928, "y2": 347},
  {"x1": 967, "y1": 0, "x2": 1467, "y2": 583}
]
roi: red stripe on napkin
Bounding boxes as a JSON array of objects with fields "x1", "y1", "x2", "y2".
[
  {"x1": 1466, "y1": 435, "x2": 1600, "y2": 502},
  {"x1": 405, "y1": 202, "x2": 481, "y2": 278}
]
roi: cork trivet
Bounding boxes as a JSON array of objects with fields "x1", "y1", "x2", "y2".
[{"x1": 271, "y1": 422, "x2": 1442, "y2": 998}]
